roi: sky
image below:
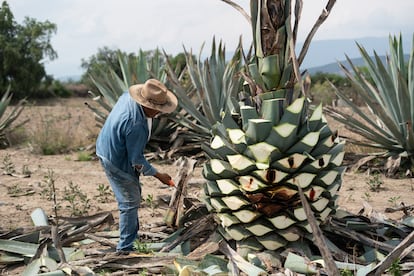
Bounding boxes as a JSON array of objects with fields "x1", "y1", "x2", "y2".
[{"x1": 7, "y1": 0, "x2": 414, "y2": 79}]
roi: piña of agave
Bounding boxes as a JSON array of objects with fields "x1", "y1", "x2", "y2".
[{"x1": 203, "y1": 96, "x2": 345, "y2": 253}]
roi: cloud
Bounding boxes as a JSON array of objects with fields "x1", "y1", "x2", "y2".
[{"x1": 8, "y1": 0, "x2": 414, "y2": 78}]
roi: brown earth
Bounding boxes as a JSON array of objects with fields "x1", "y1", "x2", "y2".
[{"x1": 0, "y1": 97, "x2": 413, "y2": 273}]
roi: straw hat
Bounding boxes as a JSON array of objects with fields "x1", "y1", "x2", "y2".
[{"x1": 129, "y1": 79, "x2": 177, "y2": 113}]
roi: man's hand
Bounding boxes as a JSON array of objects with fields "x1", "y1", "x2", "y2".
[{"x1": 154, "y1": 172, "x2": 174, "y2": 187}]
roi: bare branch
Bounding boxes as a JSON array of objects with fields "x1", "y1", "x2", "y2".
[
  {"x1": 220, "y1": 0, "x2": 251, "y2": 24},
  {"x1": 297, "y1": 0, "x2": 336, "y2": 66}
]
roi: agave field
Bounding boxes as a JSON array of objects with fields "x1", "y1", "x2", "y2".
[
  {"x1": 1, "y1": 0, "x2": 414, "y2": 273},
  {"x1": 0, "y1": 98, "x2": 412, "y2": 275}
]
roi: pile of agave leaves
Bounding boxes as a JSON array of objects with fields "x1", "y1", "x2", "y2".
[{"x1": 1, "y1": 158, "x2": 413, "y2": 276}]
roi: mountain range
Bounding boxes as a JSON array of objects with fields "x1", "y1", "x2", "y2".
[
  {"x1": 300, "y1": 35, "x2": 411, "y2": 75},
  {"x1": 58, "y1": 35, "x2": 411, "y2": 81}
]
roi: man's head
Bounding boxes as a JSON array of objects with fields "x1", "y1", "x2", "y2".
[{"x1": 129, "y1": 79, "x2": 178, "y2": 114}]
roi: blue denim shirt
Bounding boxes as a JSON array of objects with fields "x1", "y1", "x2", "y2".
[{"x1": 96, "y1": 92, "x2": 157, "y2": 180}]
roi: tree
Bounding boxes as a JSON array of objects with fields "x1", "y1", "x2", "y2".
[
  {"x1": 0, "y1": 1, "x2": 57, "y2": 99},
  {"x1": 80, "y1": 46, "x2": 126, "y2": 88}
]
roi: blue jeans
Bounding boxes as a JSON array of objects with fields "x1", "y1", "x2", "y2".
[{"x1": 98, "y1": 156, "x2": 141, "y2": 251}]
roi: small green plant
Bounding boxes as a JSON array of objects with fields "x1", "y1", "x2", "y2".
[
  {"x1": 145, "y1": 194, "x2": 158, "y2": 217},
  {"x1": 340, "y1": 269, "x2": 354, "y2": 276},
  {"x1": 7, "y1": 184, "x2": 22, "y2": 196},
  {"x1": 362, "y1": 192, "x2": 371, "y2": 202},
  {"x1": 63, "y1": 181, "x2": 90, "y2": 216},
  {"x1": 2, "y1": 153, "x2": 15, "y2": 174},
  {"x1": 77, "y1": 151, "x2": 92, "y2": 161},
  {"x1": 388, "y1": 196, "x2": 401, "y2": 208},
  {"x1": 366, "y1": 173, "x2": 383, "y2": 192},
  {"x1": 39, "y1": 169, "x2": 57, "y2": 201},
  {"x1": 133, "y1": 239, "x2": 152, "y2": 254},
  {"x1": 138, "y1": 269, "x2": 148, "y2": 276},
  {"x1": 95, "y1": 184, "x2": 113, "y2": 203},
  {"x1": 387, "y1": 258, "x2": 402, "y2": 276},
  {"x1": 21, "y1": 164, "x2": 31, "y2": 176}
]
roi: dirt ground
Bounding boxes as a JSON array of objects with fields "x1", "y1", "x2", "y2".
[{"x1": 0, "y1": 97, "x2": 413, "y2": 272}]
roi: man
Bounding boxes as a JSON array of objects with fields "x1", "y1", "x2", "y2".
[{"x1": 96, "y1": 78, "x2": 178, "y2": 253}]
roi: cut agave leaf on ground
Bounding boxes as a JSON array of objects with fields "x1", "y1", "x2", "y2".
[
  {"x1": 0, "y1": 253, "x2": 24, "y2": 264},
  {"x1": 0, "y1": 239, "x2": 38, "y2": 257},
  {"x1": 284, "y1": 252, "x2": 318, "y2": 274},
  {"x1": 21, "y1": 256, "x2": 60, "y2": 276},
  {"x1": 30, "y1": 208, "x2": 49, "y2": 226}
]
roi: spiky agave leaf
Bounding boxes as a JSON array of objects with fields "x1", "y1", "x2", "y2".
[
  {"x1": 0, "y1": 87, "x2": 28, "y2": 147},
  {"x1": 325, "y1": 34, "x2": 414, "y2": 173}
]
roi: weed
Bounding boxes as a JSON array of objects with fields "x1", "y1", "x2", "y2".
[
  {"x1": 362, "y1": 192, "x2": 371, "y2": 202},
  {"x1": 2, "y1": 153, "x2": 15, "y2": 174},
  {"x1": 388, "y1": 196, "x2": 401, "y2": 208},
  {"x1": 366, "y1": 173, "x2": 383, "y2": 192},
  {"x1": 21, "y1": 164, "x2": 31, "y2": 176},
  {"x1": 145, "y1": 194, "x2": 157, "y2": 217},
  {"x1": 77, "y1": 151, "x2": 92, "y2": 161},
  {"x1": 133, "y1": 240, "x2": 152, "y2": 254},
  {"x1": 63, "y1": 181, "x2": 90, "y2": 216},
  {"x1": 340, "y1": 269, "x2": 354, "y2": 276},
  {"x1": 387, "y1": 258, "x2": 402, "y2": 276},
  {"x1": 39, "y1": 169, "x2": 57, "y2": 201},
  {"x1": 7, "y1": 184, "x2": 22, "y2": 196},
  {"x1": 95, "y1": 184, "x2": 113, "y2": 203},
  {"x1": 29, "y1": 110, "x2": 83, "y2": 155},
  {"x1": 139, "y1": 269, "x2": 148, "y2": 276}
]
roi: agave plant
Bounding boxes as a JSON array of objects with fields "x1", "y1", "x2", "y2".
[
  {"x1": 85, "y1": 49, "x2": 178, "y2": 143},
  {"x1": 164, "y1": 38, "x2": 245, "y2": 145},
  {"x1": 201, "y1": 0, "x2": 344, "y2": 255},
  {"x1": 0, "y1": 87, "x2": 28, "y2": 148},
  {"x1": 325, "y1": 34, "x2": 414, "y2": 175}
]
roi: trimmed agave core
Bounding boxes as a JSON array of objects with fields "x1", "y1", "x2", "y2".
[{"x1": 203, "y1": 97, "x2": 345, "y2": 251}]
